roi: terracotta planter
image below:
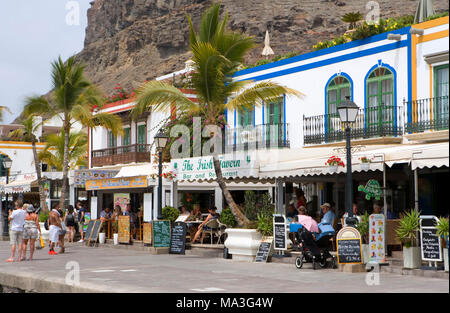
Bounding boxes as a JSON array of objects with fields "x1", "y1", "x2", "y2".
[
  {"x1": 224, "y1": 229, "x2": 262, "y2": 262},
  {"x1": 403, "y1": 246, "x2": 421, "y2": 269}
]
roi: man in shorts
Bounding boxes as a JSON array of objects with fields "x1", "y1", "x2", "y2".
[
  {"x1": 6, "y1": 200, "x2": 26, "y2": 262},
  {"x1": 48, "y1": 208, "x2": 61, "y2": 255},
  {"x1": 76, "y1": 202, "x2": 86, "y2": 243}
]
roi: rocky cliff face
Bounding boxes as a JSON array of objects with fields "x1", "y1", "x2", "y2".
[{"x1": 76, "y1": 0, "x2": 449, "y2": 94}]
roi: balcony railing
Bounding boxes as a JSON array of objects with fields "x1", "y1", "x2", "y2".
[
  {"x1": 404, "y1": 96, "x2": 449, "y2": 133},
  {"x1": 224, "y1": 123, "x2": 291, "y2": 151},
  {"x1": 91, "y1": 144, "x2": 151, "y2": 167},
  {"x1": 303, "y1": 106, "x2": 404, "y2": 145}
]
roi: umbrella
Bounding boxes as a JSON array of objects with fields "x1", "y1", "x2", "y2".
[
  {"x1": 297, "y1": 215, "x2": 320, "y2": 233},
  {"x1": 261, "y1": 30, "x2": 274, "y2": 57},
  {"x1": 414, "y1": 0, "x2": 435, "y2": 24}
]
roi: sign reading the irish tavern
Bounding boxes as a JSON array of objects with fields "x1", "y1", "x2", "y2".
[{"x1": 171, "y1": 154, "x2": 258, "y2": 181}]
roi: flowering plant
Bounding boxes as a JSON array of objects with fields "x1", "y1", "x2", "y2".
[
  {"x1": 359, "y1": 156, "x2": 373, "y2": 164},
  {"x1": 149, "y1": 171, "x2": 177, "y2": 180},
  {"x1": 325, "y1": 156, "x2": 345, "y2": 167},
  {"x1": 105, "y1": 83, "x2": 136, "y2": 104}
]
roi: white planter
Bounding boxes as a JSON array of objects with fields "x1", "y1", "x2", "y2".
[
  {"x1": 403, "y1": 246, "x2": 422, "y2": 269},
  {"x1": 224, "y1": 229, "x2": 262, "y2": 262},
  {"x1": 328, "y1": 165, "x2": 338, "y2": 173},
  {"x1": 99, "y1": 233, "x2": 106, "y2": 244},
  {"x1": 444, "y1": 248, "x2": 449, "y2": 272},
  {"x1": 362, "y1": 244, "x2": 370, "y2": 264},
  {"x1": 113, "y1": 233, "x2": 119, "y2": 245},
  {"x1": 360, "y1": 163, "x2": 370, "y2": 171},
  {"x1": 39, "y1": 222, "x2": 49, "y2": 242}
]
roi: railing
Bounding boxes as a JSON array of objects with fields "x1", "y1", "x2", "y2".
[
  {"x1": 224, "y1": 123, "x2": 291, "y2": 151},
  {"x1": 303, "y1": 106, "x2": 404, "y2": 145},
  {"x1": 404, "y1": 96, "x2": 449, "y2": 133},
  {"x1": 91, "y1": 144, "x2": 151, "y2": 167}
]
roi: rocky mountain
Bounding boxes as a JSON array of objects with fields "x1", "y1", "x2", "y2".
[{"x1": 76, "y1": 0, "x2": 449, "y2": 95}]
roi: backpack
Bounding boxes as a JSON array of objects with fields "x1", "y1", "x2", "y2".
[
  {"x1": 44, "y1": 219, "x2": 49, "y2": 231},
  {"x1": 66, "y1": 213, "x2": 75, "y2": 224}
]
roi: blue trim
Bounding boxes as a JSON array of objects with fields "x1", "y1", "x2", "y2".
[
  {"x1": 363, "y1": 61, "x2": 398, "y2": 133},
  {"x1": 407, "y1": 32, "x2": 413, "y2": 124},
  {"x1": 324, "y1": 72, "x2": 354, "y2": 138},
  {"x1": 236, "y1": 40, "x2": 408, "y2": 83},
  {"x1": 234, "y1": 27, "x2": 411, "y2": 78},
  {"x1": 224, "y1": 109, "x2": 228, "y2": 122}
]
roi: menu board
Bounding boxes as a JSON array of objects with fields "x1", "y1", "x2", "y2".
[
  {"x1": 255, "y1": 238, "x2": 273, "y2": 263},
  {"x1": 273, "y1": 215, "x2": 287, "y2": 250},
  {"x1": 421, "y1": 228, "x2": 442, "y2": 261},
  {"x1": 153, "y1": 220, "x2": 171, "y2": 248},
  {"x1": 84, "y1": 220, "x2": 95, "y2": 244},
  {"x1": 337, "y1": 238, "x2": 362, "y2": 264},
  {"x1": 143, "y1": 223, "x2": 152, "y2": 245},
  {"x1": 169, "y1": 222, "x2": 187, "y2": 254},
  {"x1": 118, "y1": 216, "x2": 130, "y2": 244},
  {"x1": 89, "y1": 220, "x2": 103, "y2": 244},
  {"x1": 369, "y1": 214, "x2": 386, "y2": 263}
]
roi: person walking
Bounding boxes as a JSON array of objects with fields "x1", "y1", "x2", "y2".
[
  {"x1": 77, "y1": 202, "x2": 86, "y2": 243},
  {"x1": 48, "y1": 208, "x2": 61, "y2": 255},
  {"x1": 65, "y1": 205, "x2": 76, "y2": 243},
  {"x1": 22, "y1": 205, "x2": 41, "y2": 261},
  {"x1": 6, "y1": 200, "x2": 26, "y2": 262},
  {"x1": 57, "y1": 208, "x2": 66, "y2": 253}
]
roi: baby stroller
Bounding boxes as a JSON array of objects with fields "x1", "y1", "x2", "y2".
[{"x1": 293, "y1": 224, "x2": 337, "y2": 270}]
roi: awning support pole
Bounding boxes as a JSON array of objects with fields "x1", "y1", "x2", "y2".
[
  {"x1": 414, "y1": 168, "x2": 419, "y2": 214},
  {"x1": 383, "y1": 163, "x2": 387, "y2": 216}
]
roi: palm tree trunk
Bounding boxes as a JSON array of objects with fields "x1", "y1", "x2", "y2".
[
  {"x1": 31, "y1": 138, "x2": 46, "y2": 211},
  {"x1": 59, "y1": 119, "x2": 70, "y2": 210},
  {"x1": 213, "y1": 156, "x2": 249, "y2": 227}
]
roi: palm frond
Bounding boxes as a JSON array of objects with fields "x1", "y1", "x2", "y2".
[{"x1": 0, "y1": 106, "x2": 12, "y2": 122}]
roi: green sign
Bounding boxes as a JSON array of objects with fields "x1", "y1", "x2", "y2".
[
  {"x1": 358, "y1": 179, "x2": 382, "y2": 200},
  {"x1": 153, "y1": 220, "x2": 171, "y2": 248}
]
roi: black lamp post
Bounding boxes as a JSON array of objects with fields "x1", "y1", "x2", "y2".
[
  {"x1": 2, "y1": 156, "x2": 12, "y2": 236},
  {"x1": 154, "y1": 129, "x2": 169, "y2": 220},
  {"x1": 337, "y1": 97, "x2": 359, "y2": 228}
]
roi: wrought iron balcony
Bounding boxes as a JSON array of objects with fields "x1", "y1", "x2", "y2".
[
  {"x1": 303, "y1": 106, "x2": 404, "y2": 145},
  {"x1": 224, "y1": 123, "x2": 291, "y2": 152},
  {"x1": 91, "y1": 144, "x2": 151, "y2": 167},
  {"x1": 404, "y1": 96, "x2": 449, "y2": 133}
]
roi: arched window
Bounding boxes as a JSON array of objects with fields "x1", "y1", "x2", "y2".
[
  {"x1": 326, "y1": 75, "x2": 352, "y2": 132},
  {"x1": 366, "y1": 67, "x2": 395, "y2": 129}
]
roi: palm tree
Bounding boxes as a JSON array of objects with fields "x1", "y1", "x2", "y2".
[
  {"x1": 131, "y1": 4, "x2": 302, "y2": 227},
  {"x1": 0, "y1": 106, "x2": 11, "y2": 122},
  {"x1": 24, "y1": 56, "x2": 122, "y2": 209},
  {"x1": 342, "y1": 12, "x2": 363, "y2": 30},
  {"x1": 8, "y1": 113, "x2": 46, "y2": 210},
  {"x1": 38, "y1": 131, "x2": 88, "y2": 171}
]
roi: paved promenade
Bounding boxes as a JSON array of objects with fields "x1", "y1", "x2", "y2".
[{"x1": 0, "y1": 242, "x2": 448, "y2": 293}]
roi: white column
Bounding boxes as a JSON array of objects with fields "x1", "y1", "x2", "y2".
[
  {"x1": 70, "y1": 184, "x2": 76, "y2": 206},
  {"x1": 143, "y1": 193, "x2": 152, "y2": 222},
  {"x1": 214, "y1": 187, "x2": 223, "y2": 213},
  {"x1": 91, "y1": 196, "x2": 98, "y2": 220},
  {"x1": 170, "y1": 181, "x2": 178, "y2": 208},
  {"x1": 153, "y1": 186, "x2": 158, "y2": 220}
]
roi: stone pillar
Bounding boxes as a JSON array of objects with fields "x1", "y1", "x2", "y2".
[
  {"x1": 276, "y1": 179, "x2": 284, "y2": 214},
  {"x1": 170, "y1": 180, "x2": 178, "y2": 208},
  {"x1": 214, "y1": 186, "x2": 223, "y2": 213}
]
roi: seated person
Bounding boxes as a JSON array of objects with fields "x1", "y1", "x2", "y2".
[
  {"x1": 100, "y1": 207, "x2": 112, "y2": 222},
  {"x1": 189, "y1": 206, "x2": 202, "y2": 221},
  {"x1": 342, "y1": 203, "x2": 361, "y2": 226},
  {"x1": 123, "y1": 204, "x2": 137, "y2": 239},
  {"x1": 286, "y1": 203, "x2": 299, "y2": 220},
  {"x1": 373, "y1": 203, "x2": 383, "y2": 215},
  {"x1": 192, "y1": 207, "x2": 219, "y2": 244},
  {"x1": 320, "y1": 203, "x2": 336, "y2": 225},
  {"x1": 179, "y1": 205, "x2": 190, "y2": 216}
]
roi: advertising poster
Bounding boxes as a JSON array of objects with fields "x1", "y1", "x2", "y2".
[
  {"x1": 369, "y1": 214, "x2": 386, "y2": 263},
  {"x1": 114, "y1": 193, "x2": 130, "y2": 212}
]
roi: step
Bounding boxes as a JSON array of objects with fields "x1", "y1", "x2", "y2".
[{"x1": 381, "y1": 265, "x2": 449, "y2": 279}]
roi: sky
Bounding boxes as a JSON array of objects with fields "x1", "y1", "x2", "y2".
[{"x1": 0, "y1": 0, "x2": 91, "y2": 124}]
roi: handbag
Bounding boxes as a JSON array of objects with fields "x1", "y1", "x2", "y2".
[{"x1": 40, "y1": 235, "x2": 45, "y2": 249}]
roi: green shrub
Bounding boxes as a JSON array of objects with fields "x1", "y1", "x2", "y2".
[
  {"x1": 396, "y1": 209, "x2": 420, "y2": 248},
  {"x1": 39, "y1": 211, "x2": 49, "y2": 223},
  {"x1": 162, "y1": 206, "x2": 179, "y2": 223},
  {"x1": 436, "y1": 217, "x2": 449, "y2": 238},
  {"x1": 257, "y1": 212, "x2": 273, "y2": 236},
  {"x1": 219, "y1": 208, "x2": 237, "y2": 228},
  {"x1": 243, "y1": 191, "x2": 257, "y2": 221},
  {"x1": 356, "y1": 212, "x2": 369, "y2": 244},
  {"x1": 425, "y1": 12, "x2": 449, "y2": 21}
]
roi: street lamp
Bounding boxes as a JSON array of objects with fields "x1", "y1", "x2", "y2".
[
  {"x1": 154, "y1": 130, "x2": 168, "y2": 220},
  {"x1": 2, "y1": 156, "x2": 12, "y2": 236},
  {"x1": 337, "y1": 97, "x2": 359, "y2": 228}
]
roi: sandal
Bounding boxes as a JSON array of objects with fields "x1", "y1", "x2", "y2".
[{"x1": 5, "y1": 258, "x2": 14, "y2": 263}]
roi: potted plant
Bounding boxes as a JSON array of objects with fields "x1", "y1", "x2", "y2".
[
  {"x1": 225, "y1": 192, "x2": 274, "y2": 262},
  {"x1": 162, "y1": 206, "x2": 180, "y2": 224},
  {"x1": 356, "y1": 212, "x2": 370, "y2": 263},
  {"x1": 396, "y1": 210, "x2": 421, "y2": 269},
  {"x1": 436, "y1": 217, "x2": 449, "y2": 272},
  {"x1": 325, "y1": 156, "x2": 345, "y2": 173},
  {"x1": 220, "y1": 208, "x2": 237, "y2": 228},
  {"x1": 359, "y1": 156, "x2": 373, "y2": 171}
]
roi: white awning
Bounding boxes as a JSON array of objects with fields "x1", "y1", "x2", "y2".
[
  {"x1": 411, "y1": 142, "x2": 449, "y2": 170},
  {"x1": 114, "y1": 163, "x2": 171, "y2": 178}
]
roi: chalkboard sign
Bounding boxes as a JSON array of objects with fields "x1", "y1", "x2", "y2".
[
  {"x1": 421, "y1": 228, "x2": 442, "y2": 261},
  {"x1": 255, "y1": 240, "x2": 272, "y2": 263},
  {"x1": 337, "y1": 238, "x2": 362, "y2": 264},
  {"x1": 153, "y1": 220, "x2": 171, "y2": 248},
  {"x1": 84, "y1": 220, "x2": 95, "y2": 244},
  {"x1": 170, "y1": 222, "x2": 187, "y2": 254},
  {"x1": 273, "y1": 215, "x2": 287, "y2": 251},
  {"x1": 89, "y1": 220, "x2": 103, "y2": 244}
]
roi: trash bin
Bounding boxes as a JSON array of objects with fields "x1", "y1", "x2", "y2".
[
  {"x1": 113, "y1": 233, "x2": 119, "y2": 245},
  {"x1": 99, "y1": 232, "x2": 106, "y2": 244}
]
